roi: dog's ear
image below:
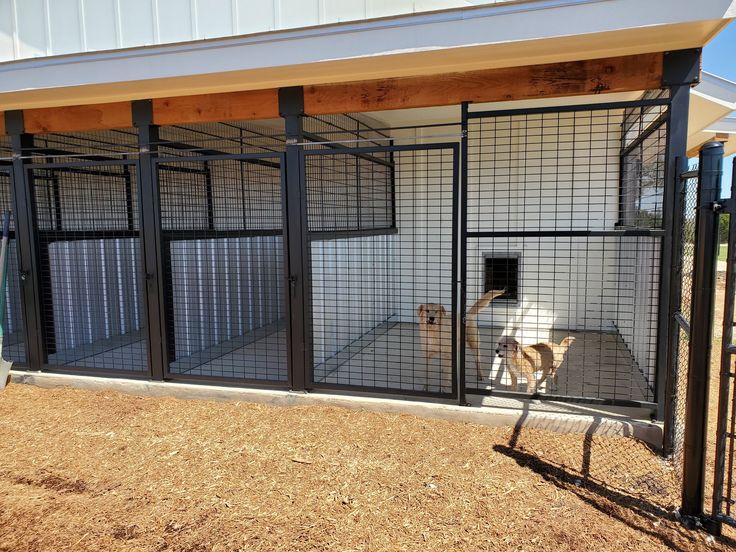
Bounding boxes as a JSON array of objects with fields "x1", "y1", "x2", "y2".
[
  {"x1": 417, "y1": 304, "x2": 426, "y2": 316},
  {"x1": 439, "y1": 305, "x2": 447, "y2": 317}
]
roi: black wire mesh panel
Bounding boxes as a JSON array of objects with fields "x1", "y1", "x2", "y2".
[
  {"x1": 465, "y1": 104, "x2": 668, "y2": 403},
  {"x1": 0, "y1": 167, "x2": 25, "y2": 363},
  {"x1": 30, "y1": 160, "x2": 147, "y2": 372},
  {"x1": 306, "y1": 144, "x2": 457, "y2": 396},
  {"x1": 668, "y1": 163, "x2": 697, "y2": 469},
  {"x1": 157, "y1": 154, "x2": 287, "y2": 383}
]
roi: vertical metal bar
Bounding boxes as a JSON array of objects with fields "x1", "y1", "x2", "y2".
[
  {"x1": 458, "y1": 103, "x2": 469, "y2": 405},
  {"x1": 451, "y1": 142, "x2": 461, "y2": 403},
  {"x1": 5, "y1": 111, "x2": 45, "y2": 370},
  {"x1": 51, "y1": 172, "x2": 62, "y2": 231},
  {"x1": 660, "y1": 88, "x2": 690, "y2": 432},
  {"x1": 132, "y1": 100, "x2": 167, "y2": 380},
  {"x1": 279, "y1": 87, "x2": 308, "y2": 392},
  {"x1": 712, "y1": 156, "x2": 736, "y2": 531},
  {"x1": 659, "y1": 77, "x2": 696, "y2": 430},
  {"x1": 124, "y1": 165, "x2": 135, "y2": 232},
  {"x1": 681, "y1": 141, "x2": 724, "y2": 522},
  {"x1": 204, "y1": 161, "x2": 215, "y2": 231}
]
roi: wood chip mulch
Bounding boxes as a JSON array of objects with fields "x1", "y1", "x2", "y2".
[{"x1": 0, "y1": 384, "x2": 732, "y2": 551}]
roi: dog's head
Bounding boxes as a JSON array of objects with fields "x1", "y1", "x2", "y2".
[
  {"x1": 417, "y1": 303, "x2": 446, "y2": 326},
  {"x1": 495, "y1": 336, "x2": 521, "y2": 358}
]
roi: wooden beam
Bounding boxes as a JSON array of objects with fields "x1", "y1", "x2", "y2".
[
  {"x1": 5, "y1": 52, "x2": 664, "y2": 133},
  {"x1": 0, "y1": 114, "x2": 5, "y2": 136},
  {"x1": 304, "y1": 53, "x2": 664, "y2": 115},
  {"x1": 152, "y1": 89, "x2": 280, "y2": 126},
  {"x1": 687, "y1": 133, "x2": 730, "y2": 158},
  {"x1": 24, "y1": 102, "x2": 132, "y2": 134}
]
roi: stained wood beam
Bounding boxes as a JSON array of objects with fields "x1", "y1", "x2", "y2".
[
  {"x1": 2, "y1": 53, "x2": 665, "y2": 133},
  {"x1": 23, "y1": 102, "x2": 132, "y2": 134},
  {"x1": 152, "y1": 89, "x2": 280, "y2": 126},
  {"x1": 0, "y1": 114, "x2": 5, "y2": 136},
  {"x1": 304, "y1": 53, "x2": 664, "y2": 115}
]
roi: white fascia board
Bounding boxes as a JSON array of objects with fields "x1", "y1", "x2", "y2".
[
  {"x1": 699, "y1": 71, "x2": 736, "y2": 105},
  {"x1": 0, "y1": 0, "x2": 733, "y2": 106},
  {"x1": 687, "y1": 73, "x2": 736, "y2": 151},
  {"x1": 706, "y1": 116, "x2": 736, "y2": 134}
]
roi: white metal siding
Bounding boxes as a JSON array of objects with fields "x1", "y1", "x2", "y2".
[
  {"x1": 311, "y1": 234, "x2": 397, "y2": 366},
  {"x1": 0, "y1": 0, "x2": 506, "y2": 62}
]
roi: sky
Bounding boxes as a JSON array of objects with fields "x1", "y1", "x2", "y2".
[{"x1": 702, "y1": 21, "x2": 735, "y2": 196}]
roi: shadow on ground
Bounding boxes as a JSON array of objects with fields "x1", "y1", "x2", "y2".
[{"x1": 496, "y1": 417, "x2": 736, "y2": 551}]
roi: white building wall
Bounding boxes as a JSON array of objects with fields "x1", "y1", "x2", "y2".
[{"x1": 0, "y1": 0, "x2": 512, "y2": 62}]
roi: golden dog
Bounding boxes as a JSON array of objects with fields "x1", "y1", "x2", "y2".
[
  {"x1": 417, "y1": 289, "x2": 506, "y2": 388},
  {"x1": 495, "y1": 336, "x2": 576, "y2": 393}
]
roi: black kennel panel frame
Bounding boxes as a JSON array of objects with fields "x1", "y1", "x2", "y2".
[
  {"x1": 302, "y1": 143, "x2": 460, "y2": 399},
  {"x1": 153, "y1": 152, "x2": 291, "y2": 386},
  {"x1": 461, "y1": 98, "x2": 671, "y2": 407},
  {"x1": 26, "y1": 158, "x2": 149, "y2": 376},
  {"x1": 0, "y1": 166, "x2": 26, "y2": 364}
]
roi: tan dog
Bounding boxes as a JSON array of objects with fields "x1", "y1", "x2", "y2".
[
  {"x1": 417, "y1": 289, "x2": 506, "y2": 388},
  {"x1": 495, "y1": 336, "x2": 576, "y2": 393}
]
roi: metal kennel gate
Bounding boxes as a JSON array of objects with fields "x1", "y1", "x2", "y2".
[
  {"x1": 710, "y1": 153, "x2": 736, "y2": 532},
  {"x1": 153, "y1": 152, "x2": 290, "y2": 385},
  {"x1": 0, "y1": 166, "x2": 25, "y2": 363},
  {"x1": 461, "y1": 98, "x2": 670, "y2": 406},
  {"x1": 302, "y1": 143, "x2": 461, "y2": 398},
  {"x1": 26, "y1": 158, "x2": 149, "y2": 374}
]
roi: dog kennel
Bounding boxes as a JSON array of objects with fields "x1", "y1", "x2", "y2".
[{"x1": 0, "y1": 91, "x2": 673, "y2": 409}]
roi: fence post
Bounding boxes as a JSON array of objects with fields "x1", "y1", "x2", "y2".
[
  {"x1": 659, "y1": 49, "x2": 701, "y2": 430},
  {"x1": 279, "y1": 86, "x2": 308, "y2": 392},
  {"x1": 4, "y1": 111, "x2": 45, "y2": 371},
  {"x1": 132, "y1": 100, "x2": 167, "y2": 380},
  {"x1": 681, "y1": 140, "x2": 724, "y2": 523}
]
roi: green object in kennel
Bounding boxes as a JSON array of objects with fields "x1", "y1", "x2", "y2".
[{"x1": 0, "y1": 210, "x2": 13, "y2": 390}]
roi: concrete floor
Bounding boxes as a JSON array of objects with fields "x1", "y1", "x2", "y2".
[
  {"x1": 314, "y1": 323, "x2": 654, "y2": 403},
  {"x1": 6, "y1": 321, "x2": 654, "y2": 404},
  {"x1": 169, "y1": 322, "x2": 288, "y2": 381}
]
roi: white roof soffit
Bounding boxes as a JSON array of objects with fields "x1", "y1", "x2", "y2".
[
  {"x1": 0, "y1": 0, "x2": 734, "y2": 110},
  {"x1": 688, "y1": 71, "x2": 736, "y2": 155}
]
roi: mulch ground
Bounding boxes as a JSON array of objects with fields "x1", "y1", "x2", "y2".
[{"x1": 0, "y1": 384, "x2": 732, "y2": 551}]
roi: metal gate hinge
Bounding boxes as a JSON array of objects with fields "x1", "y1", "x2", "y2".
[{"x1": 713, "y1": 198, "x2": 736, "y2": 214}]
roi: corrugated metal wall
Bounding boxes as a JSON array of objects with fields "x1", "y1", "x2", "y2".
[
  {"x1": 48, "y1": 238, "x2": 142, "y2": 352},
  {"x1": 0, "y1": 0, "x2": 505, "y2": 62},
  {"x1": 169, "y1": 236, "x2": 285, "y2": 358}
]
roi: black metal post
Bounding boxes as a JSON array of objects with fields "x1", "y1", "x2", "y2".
[
  {"x1": 279, "y1": 86, "x2": 308, "y2": 392},
  {"x1": 5, "y1": 111, "x2": 45, "y2": 370},
  {"x1": 457, "y1": 102, "x2": 469, "y2": 405},
  {"x1": 659, "y1": 49, "x2": 701, "y2": 432},
  {"x1": 681, "y1": 141, "x2": 724, "y2": 522},
  {"x1": 132, "y1": 100, "x2": 167, "y2": 380}
]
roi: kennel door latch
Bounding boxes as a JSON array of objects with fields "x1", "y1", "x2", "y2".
[{"x1": 288, "y1": 275, "x2": 297, "y2": 293}]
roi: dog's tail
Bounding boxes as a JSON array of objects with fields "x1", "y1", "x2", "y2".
[
  {"x1": 467, "y1": 289, "x2": 506, "y2": 319},
  {"x1": 558, "y1": 336, "x2": 576, "y2": 352}
]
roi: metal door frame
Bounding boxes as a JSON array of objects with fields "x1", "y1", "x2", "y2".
[
  {"x1": 151, "y1": 152, "x2": 292, "y2": 388},
  {"x1": 300, "y1": 142, "x2": 461, "y2": 400},
  {"x1": 22, "y1": 158, "x2": 150, "y2": 378}
]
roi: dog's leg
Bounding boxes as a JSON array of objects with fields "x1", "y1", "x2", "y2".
[
  {"x1": 509, "y1": 370, "x2": 518, "y2": 392},
  {"x1": 537, "y1": 370, "x2": 548, "y2": 392},
  {"x1": 526, "y1": 369, "x2": 537, "y2": 395},
  {"x1": 475, "y1": 347, "x2": 483, "y2": 381}
]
